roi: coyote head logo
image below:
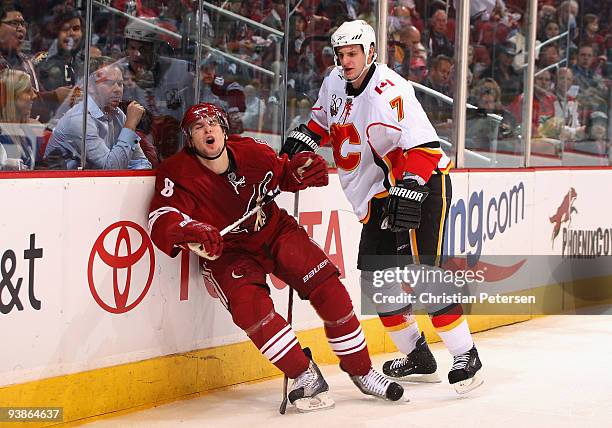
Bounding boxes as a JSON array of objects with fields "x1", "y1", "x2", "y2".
[{"x1": 550, "y1": 188, "x2": 577, "y2": 244}]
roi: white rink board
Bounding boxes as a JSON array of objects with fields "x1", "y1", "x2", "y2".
[{"x1": 1, "y1": 168, "x2": 612, "y2": 387}]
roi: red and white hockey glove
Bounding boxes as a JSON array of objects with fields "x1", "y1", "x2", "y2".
[
  {"x1": 179, "y1": 220, "x2": 223, "y2": 260},
  {"x1": 281, "y1": 152, "x2": 329, "y2": 192}
]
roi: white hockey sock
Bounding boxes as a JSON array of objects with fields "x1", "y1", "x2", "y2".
[
  {"x1": 436, "y1": 318, "x2": 473, "y2": 356},
  {"x1": 386, "y1": 317, "x2": 421, "y2": 355}
]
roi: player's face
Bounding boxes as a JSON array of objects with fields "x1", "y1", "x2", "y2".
[
  {"x1": 189, "y1": 115, "x2": 226, "y2": 158},
  {"x1": 336, "y1": 44, "x2": 369, "y2": 82},
  {"x1": 126, "y1": 39, "x2": 155, "y2": 70}
]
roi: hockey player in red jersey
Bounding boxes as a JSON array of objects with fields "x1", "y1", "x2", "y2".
[
  {"x1": 148, "y1": 102, "x2": 404, "y2": 411},
  {"x1": 280, "y1": 20, "x2": 483, "y2": 394}
]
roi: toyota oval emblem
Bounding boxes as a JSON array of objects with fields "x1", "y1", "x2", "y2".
[{"x1": 88, "y1": 221, "x2": 155, "y2": 314}]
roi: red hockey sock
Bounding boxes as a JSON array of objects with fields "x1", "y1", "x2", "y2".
[
  {"x1": 231, "y1": 285, "x2": 309, "y2": 379},
  {"x1": 309, "y1": 275, "x2": 372, "y2": 376}
]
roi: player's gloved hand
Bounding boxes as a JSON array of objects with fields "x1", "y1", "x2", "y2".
[
  {"x1": 281, "y1": 152, "x2": 329, "y2": 192},
  {"x1": 179, "y1": 220, "x2": 223, "y2": 259},
  {"x1": 279, "y1": 124, "x2": 321, "y2": 158},
  {"x1": 385, "y1": 179, "x2": 429, "y2": 232}
]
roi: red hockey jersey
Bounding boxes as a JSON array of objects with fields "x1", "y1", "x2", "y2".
[{"x1": 148, "y1": 136, "x2": 291, "y2": 257}]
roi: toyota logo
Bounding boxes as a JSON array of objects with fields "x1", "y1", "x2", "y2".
[{"x1": 88, "y1": 221, "x2": 155, "y2": 314}]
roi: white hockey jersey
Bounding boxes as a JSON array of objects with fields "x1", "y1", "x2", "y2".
[{"x1": 310, "y1": 64, "x2": 451, "y2": 221}]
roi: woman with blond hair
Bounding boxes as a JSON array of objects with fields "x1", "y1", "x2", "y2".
[{"x1": 0, "y1": 68, "x2": 39, "y2": 170}]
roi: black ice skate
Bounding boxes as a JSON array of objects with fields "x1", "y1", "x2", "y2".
[
  {"x1": 382, "y1": 332, "x2": 441, "y2": 383},
  {"x1": 350, "y1": 368, "x2": 406, "y2": 402},
  {"x1": 288, "y1": 349, "x2": 334, "y2": 412},
  {"x1": 448, "y1": 345, "x2": 484, "y2": 394}
]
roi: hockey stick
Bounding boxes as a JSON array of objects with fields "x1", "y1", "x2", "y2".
[
  {"x1": 186, "y1": 188, "x2": 282, "y2": 259},
  {"x1": 278, "y1": 190, "x2": 299, "y2": 415}
]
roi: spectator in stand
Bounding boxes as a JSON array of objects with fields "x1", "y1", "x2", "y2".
[
  {"x1": 416, "y1": 55, "x2": 453, "y2": 138},
  {"x1": 315, "y1": 0, "x2": 353, "y2": 28},
  {"x1": 470, "y1": 77, "x2": 517, "y2": 142},
  {"x1": 572, "y1": 44, "x2": 609, "y2": 114},
  {"x1": 289, "y1": 52, "x2": 321, "y2": 105},
  {"x1": 34, "y1": 7, "x2": 84, "y2": 120},
  {"x1": 262, "y1": 0, "x2": 286, "y2": 32},
  {"x1": 0, "y1": 3, "x2": 72, "y2": 122},
  {"x1": 483, "y1": 40, "x2": 523, "y2": 106},
  {"x1": 508, "y1": 68, "x2": 557, "y2": 137},
  {"x1": 198, "y1": 52, "x2": 246, "y2": 134},
  {"x1": 544, "y1": 67, "x2": 586, "y2": 141},
  {"x1": 122, "y1": 18, "x2": 193, "y2": 123},
  {"x1": 288, "y1": 97, "x2": 312, "y2": 130},
  {"x1": 541, "y1": 19, "x2": 560, "y2": 42},
  {"x1": 35, "y1": 7, "x2": 83, "y2": 93},
  {"x1": 402, "y1": 25, "x2": 422, "y2": 59},
  {"x1": 216, "y1": 0, "x2": 254, "y2": 58},
  {"x1": 122, "y1": 18, "x2": 194, "y2": 158},
  {"x1": 242, "y1": 82, "x2": 266, "y2": 131},
  {"x1": 538, "y1": 5, "x2": 557, "y2": 29},
  {"x1": 0, "y1": 69, "x2": 39, "y2": 170},
  {"x1": 421, "y1": 9, "x2": 454, "y2": 60},
  {"x1": 388, "y1": 4, "x2": 413, "y2": 36},
  {"x1": 320, "y1": 46, "x2": 336, "y2": 77},
  {"x1": 45, "y1": 57, "x2": 151, "y2": 170},
  {"x1": 581, "y1": 14, "x2": 605, "y2": 54},
  {"x1": 557, "y1": 1, "x2": 579, "y2": 34},
  {"x1": 538, "y1": 43, "x2": 561, "y2": 68}
]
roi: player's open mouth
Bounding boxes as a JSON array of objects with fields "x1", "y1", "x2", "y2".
[{"x1": 205, "y1": 136, "x2": 215, "y2": 145}]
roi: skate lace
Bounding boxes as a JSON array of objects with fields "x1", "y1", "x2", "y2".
[
  {"x1": 361, "y1": 369, "x2": 390, "y2": 396},
  {"x1": 451, "y1": 354, "x2": 471, "y2": 371},
  {"x1": 390, "y1": 356, "x2": 409, "y2": 370},
  {"x1": 292, "y1": 363, "x2": 316, "y2": 390}
]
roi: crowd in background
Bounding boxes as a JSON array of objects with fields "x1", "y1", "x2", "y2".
[{"x1": 0, "y1": 0, "x2": 611, "y2": 171}]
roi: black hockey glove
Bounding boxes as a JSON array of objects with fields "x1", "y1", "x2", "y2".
[
  {"x1": 279, "y1": 124, "x2": 321, "y2": 158},
  {"x1": 385, "y1": 179, "x2": 429, "y2": 232}
]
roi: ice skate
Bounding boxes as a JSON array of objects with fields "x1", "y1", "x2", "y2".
[
  {"x1": 350, "y1": 368, "x2": 406, "y2": 402},
  {"x1": 288, "y1": 351, "x2": 334, "y2": 412},
  {"x1": 448, "y1": 345, "x2": 483, "y2": 394},
  {"x1": 382, "y1": 332, "x2": 441, "y2": 383}
]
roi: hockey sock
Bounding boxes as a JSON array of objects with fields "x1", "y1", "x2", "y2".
[
  {"x1": 430, "y1": 304, "x2": 473, "y2": 356},
  {"x1": 309, "y1": 275, "x2": 371, "y2": 376},
  {"x1": 379, "y1": 310, "x2": 421, "y2": 355},
  {"x1": 232, "y1": 285, "x2": 309, "y2": 379}
]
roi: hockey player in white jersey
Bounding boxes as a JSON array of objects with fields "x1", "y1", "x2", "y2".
[{"x1": 280, "y1": 20, "x2": 483, "y2": 394}]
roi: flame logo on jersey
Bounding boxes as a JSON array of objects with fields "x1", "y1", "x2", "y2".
[{"x1": 330, "y1": 94, "x2": 343, "y2": 117}]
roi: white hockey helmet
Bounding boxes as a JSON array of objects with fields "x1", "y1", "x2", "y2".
[
  {"x1": 124, "y1": 19, "x2": 160, "y2": 44},
  {"x1": 330, "y1": 20, "x2": 377, "y2": 66}
]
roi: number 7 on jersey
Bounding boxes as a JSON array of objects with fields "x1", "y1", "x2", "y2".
[{"x1": 390, "y1": 96, "x2": 404, "y2": 122}]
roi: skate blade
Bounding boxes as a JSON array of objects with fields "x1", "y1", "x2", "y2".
[
  {"x1": 294, "y1": 392, "x2": 335, "y2": 413},
  {"x1": 393, "y1": 372, "x2": 442, "y2": 384},
  {"x1": 453, "y1": 371, "x2": 484, "y2": 395}
]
